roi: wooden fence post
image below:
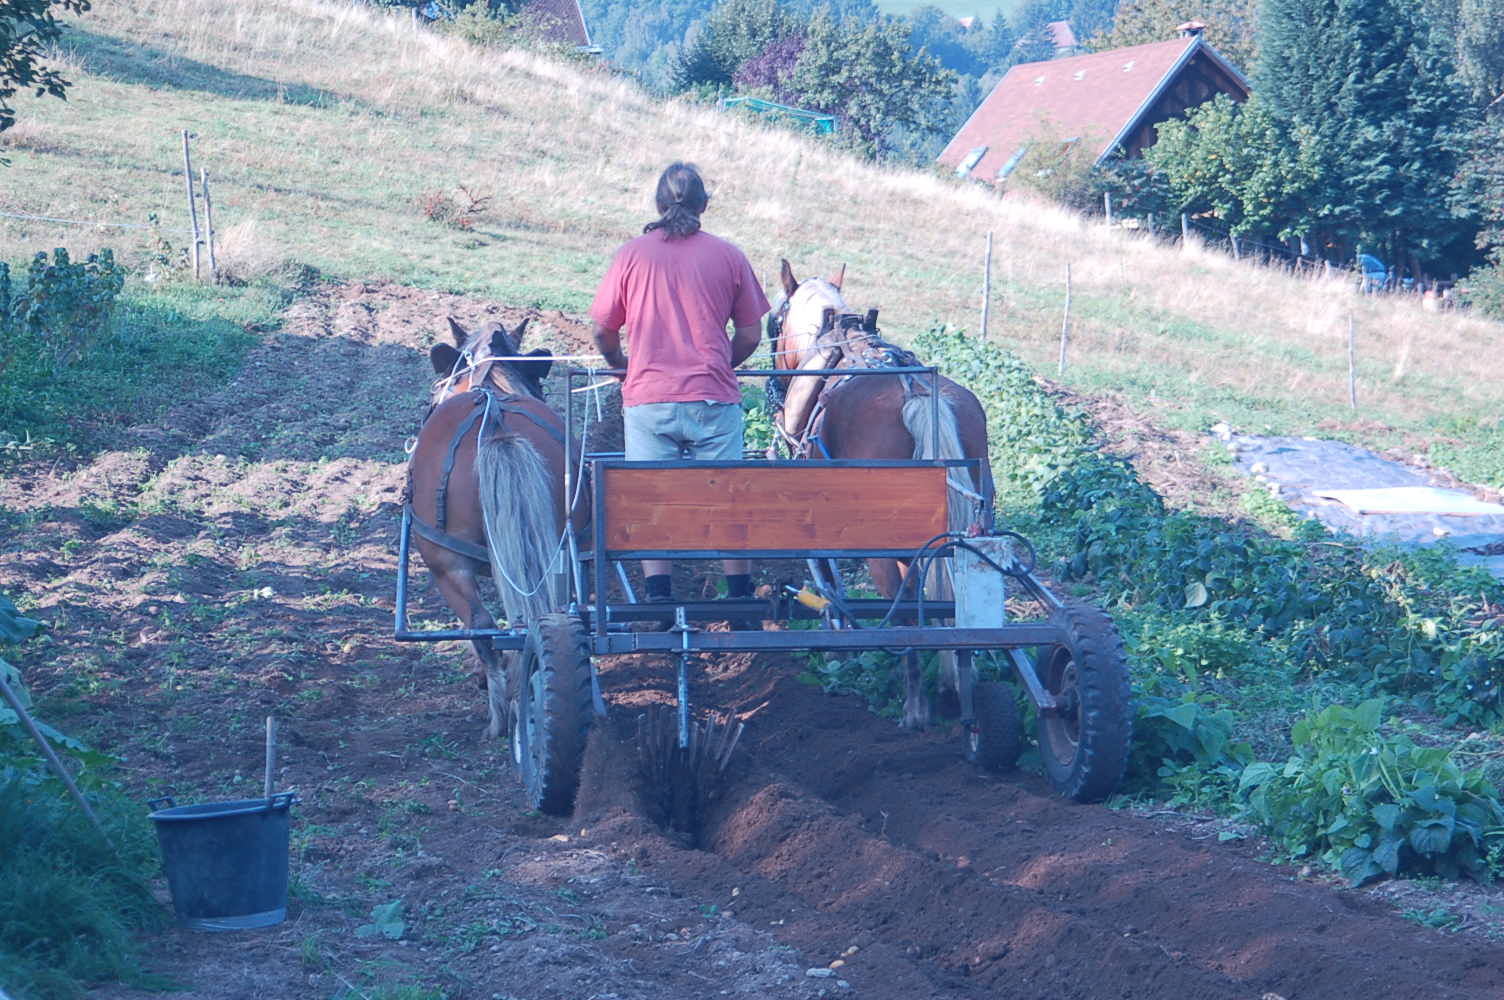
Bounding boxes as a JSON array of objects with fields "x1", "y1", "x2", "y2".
[
  {"x1": 1180, "y1": 213, "x2": 1190, "y2": 246},
  {"x1": 1231, "y1": 234, "x2": 1241, "y2": 260},
  {"x1": 200, "y1": 168, "x2": 218, "y2": 281},
  {"x1": 182, "y1": 129, "x2": 201, "y2": 280},
  {"x1": 1058, "y1": 262, "x2": 1072, "y2": 376},
  {"x1": 1103, "y1": 191, "x2": 1113, "y2": 228},
  {"x1": 980, "y1": 231, "x2": 992, "y2": 340}
]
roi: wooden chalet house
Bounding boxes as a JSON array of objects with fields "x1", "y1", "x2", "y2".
[{"x1": 939, "y1": 23, "x2": 1248, "y2": 184}]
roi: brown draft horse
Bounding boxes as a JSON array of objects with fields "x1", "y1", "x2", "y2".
[
  {"x1": 769, "y1": 260, "x2": 995, "y2": 729},
  {"x1": 408, "y1": 317, "x2": 582, "y2": 740}
]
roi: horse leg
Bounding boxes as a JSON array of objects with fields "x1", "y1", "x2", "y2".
[
  {"x1": 870, "y1": 557, "x2": 932, "y2": 729},
  {"x1": 428, "y1": 558, "x2": 510, "y2": 741}
]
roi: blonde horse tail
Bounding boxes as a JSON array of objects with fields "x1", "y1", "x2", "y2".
[
  {"x1": 474, "y1": 430, "x2": 563, "y2": 631},
  {"x1": 900, "y1": 389, "x2": 973, "y2": 533},
  {"x1": 901, "y1": 387, "x2": 970, "y2": 695}
]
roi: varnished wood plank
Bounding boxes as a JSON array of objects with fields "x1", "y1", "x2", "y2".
[{"x1": 603, "y1": 465, "x2": 949, "y2": 552}]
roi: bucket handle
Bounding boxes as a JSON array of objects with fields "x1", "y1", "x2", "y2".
[
  {"x1": 265, "y1": 791, "x2": 296, "y2": 811},
  {"x1": 147, "y1": 795, "x2": 176, "y2": 811}
]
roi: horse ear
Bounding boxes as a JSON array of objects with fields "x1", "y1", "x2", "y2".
[
  {"x1": 430, "y1": 343, "x2": 462, "y2": 376},
  {"x1": 520, "y1": 346, "x2": 553, "y2": 385},
  {"x1": 512, "y1": 317, "x2": 531, "y2": 347},
  {"x1": 780, "y1": 259, "x2": 799, "y2": 298},
  {"x1": 864, "y1": 308, "x2": 879, "y2": 333},
  {"x1": 487, "y1": 323, "x2": 519, "y2": 359},
  {"x1": 826, "y1": 264, "x2": 846, "y2": 290},
  {"x1": 446, "y1": 317, "x2": 469, "y2": 347}
]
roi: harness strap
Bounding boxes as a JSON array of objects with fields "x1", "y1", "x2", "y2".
[
  {"x1": 406, "y1": 501, "x2": 493, "y2": 571},
  {"x1": 502, "y1": 402, "x2": 566, "y2": 445},
  {"x1": 436, "y1": 401, "x2": 489, "y2": 533}
]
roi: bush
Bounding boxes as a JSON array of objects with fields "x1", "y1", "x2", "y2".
[
  {"x1": 1239, "y1": 700, "x2": 1504, "y2": 885},
  {"x1": 0, "y1": 248, "x2": 126, "y2": 377},
  {"x1": 1458, "y1": 253, "x2": 1504, "y2": 321}
]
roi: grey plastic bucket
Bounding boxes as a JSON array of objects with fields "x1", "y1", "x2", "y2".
[{"x1": 147, "y1": 793, "x2": 294, "y2": 931}]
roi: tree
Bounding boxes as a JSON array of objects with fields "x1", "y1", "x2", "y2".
[
  {"x1": 674, "y1": 0, "x2": 791, "y2": 89},
  {"x1": 1455, "y1": 0, "x2": 1504, "y2": 107},
  {"x1": 1453, "y1": 112, "x2": 1504, "y2": 252},
  {"x1": 1, "y1": 0, "x2": 89, "y2": 138},
  {"x1": 1069, "y1": 0, "x2": 1119, "y2": 39},
  {"x1": 1257, "y1": 0, "x2": 1474, "y2": 270},
  {"x1": 787, "y1": 10, "x2": 953, "y2": 157},
  {"x1": 1090, "y1": 0, "x2": 1259, "y2": 75},
  {"x1": 1145, "y1": 94, "x2": 1320, "y2": 237}
]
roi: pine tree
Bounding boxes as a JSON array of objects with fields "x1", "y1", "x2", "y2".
[{"x1": 1257, "y1": 0, "x2": 1473, "y2": 268}]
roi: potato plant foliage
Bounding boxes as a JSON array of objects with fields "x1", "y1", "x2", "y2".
[{"x1": 914, "y1": 324, "x2": 1504, "y2": 882}]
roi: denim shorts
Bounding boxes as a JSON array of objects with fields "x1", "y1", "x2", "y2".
[{"x1": 624, "y1": 400, "x2": 744, "y2": 461}]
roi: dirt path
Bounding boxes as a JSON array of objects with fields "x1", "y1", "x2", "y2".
[{"x1": 3, "y1": 283, "x2": 1501, "y2": 1000}]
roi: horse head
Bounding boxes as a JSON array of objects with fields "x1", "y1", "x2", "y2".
[
  {"x1": 430, "y1": 316, "x2": 553, "y2": 402},
  {"x1": 773, "y1": 259, "x2": 851, "y2": 372},
  {"x1": 771, "y1": 260, "x2": 887, "y2": 443}
]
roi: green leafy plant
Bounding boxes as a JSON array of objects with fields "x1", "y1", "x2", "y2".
[
  {"x1": 800, "y1": 649, "x2": 903, "y2": 719},
  {"x1": 1, "y1": 248, "x2": 126, "y2": 374},
  {"x1": 356, "y1": 899, "x2": 407, "y2": 940},
  {"x1": 0, "y1": 590, "x2": 165, "y2": 999},
  {"x1": 740, "y1": 383, "x2": 773, "y2": 452},
  {"x1": 1239, "y1": 700, "x2": 1504, "y2": 885}
]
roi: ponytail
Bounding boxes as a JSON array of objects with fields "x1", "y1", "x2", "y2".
[{"x1": 643, "y1": 161, "x2": 709, "y2": 239}]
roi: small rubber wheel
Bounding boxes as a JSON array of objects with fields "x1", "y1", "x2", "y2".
[
  {"x1": 512, "y1": 612, "x2": 593, "y2": 815},
  {"x1": 1037, "y1": 603, "x2": 1133, "y2": 803},
  {"x1": 966, "y1": 680, "x2": 1023, "y2": 772}
]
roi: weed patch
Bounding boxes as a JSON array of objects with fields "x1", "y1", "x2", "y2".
[{"x1": 2, "y1": 592, "x2": 165, "y2": 1000}]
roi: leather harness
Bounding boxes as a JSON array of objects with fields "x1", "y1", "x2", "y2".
[
  {"x1": 770, "y1": 308, "x2": 923, "y2": 460},
  {"x1": 405, "y1": 387, "x2": 566, "y2": 572}
]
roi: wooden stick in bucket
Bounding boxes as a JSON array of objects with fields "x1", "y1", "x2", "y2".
[{"x1": 264, "y1": 716, "x2": 278, "y2": 800}]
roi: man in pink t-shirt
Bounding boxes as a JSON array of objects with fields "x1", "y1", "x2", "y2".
[{"x1": 590, "y1": 162, "x2": 771, "y2": 611}]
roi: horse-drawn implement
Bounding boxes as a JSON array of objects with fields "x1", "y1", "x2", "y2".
[{"x1": 396, "y1": 308, "x2": 1133, "y2": 826}]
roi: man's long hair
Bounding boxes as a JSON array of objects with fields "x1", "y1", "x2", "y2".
[{"x1": 643, "y1": 162, "x2": 708, "y2": 239}]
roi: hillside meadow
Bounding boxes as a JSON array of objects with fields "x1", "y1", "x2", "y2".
[{"x1": 0, "y1": 0, "x2": 1500, "y2": 482}]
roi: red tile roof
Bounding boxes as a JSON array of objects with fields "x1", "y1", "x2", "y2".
[
  {"x1": 518, "y1": 0, "x2": 592, "y2": 48},
  {"x1": 938, "y1": 36, "x2": 1246, "y2": 181}
]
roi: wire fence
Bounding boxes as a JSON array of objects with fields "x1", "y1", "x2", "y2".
[
  {"x1": 0, "y1": 208, "x2": 193, "y2": 236},
  {"x1": 1118, "y1": 209, "x2": 1434, "y2": 296}
]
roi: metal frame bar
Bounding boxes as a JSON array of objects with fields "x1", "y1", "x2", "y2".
[
  {"x1": 393, "y1": 506, "x2": 529, "y2": 648},
  {"x1": 588, "y1": 623, "x2": 1062, "y2": 655},
  {"x1": 401, "y1": 366, "x2": 1069, "y2": 715}
]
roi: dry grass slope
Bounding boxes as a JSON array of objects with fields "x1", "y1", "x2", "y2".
[{"x1": 1, "y1": 0, "x2": 1500, "y2": 454}]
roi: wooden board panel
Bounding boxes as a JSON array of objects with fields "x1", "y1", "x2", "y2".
[{"x1": 603, "y1": 465, "x2": 948, "y2": 553}]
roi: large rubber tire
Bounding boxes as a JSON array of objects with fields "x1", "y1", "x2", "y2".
[
  {"x1": 512, "y1": 612, "x2": 593, "y2": 815},
  {"x1": 966, "y1": 680, "x2": 1023, "y2": 772},
  {"x1": 1037, "y1": 603, "x2": 1133, "y2": 803}
]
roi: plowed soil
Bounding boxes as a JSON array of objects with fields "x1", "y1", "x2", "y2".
[{"x1": 3, "y1": 282, "x2": 1501, "y2": 1000}]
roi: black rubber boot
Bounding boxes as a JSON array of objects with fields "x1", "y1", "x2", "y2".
[{"x1": 641, "y1": 574, "x2": 675, "y2": 632}]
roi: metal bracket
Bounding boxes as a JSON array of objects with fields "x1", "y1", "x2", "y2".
[{"x1": 1008, "y1": 647, "x2": 1057, "y2": 711}]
